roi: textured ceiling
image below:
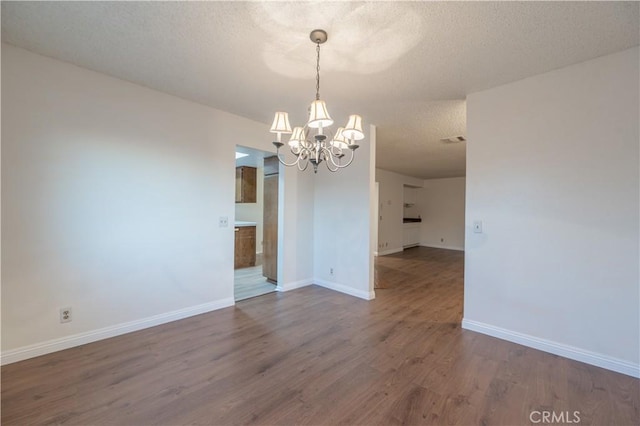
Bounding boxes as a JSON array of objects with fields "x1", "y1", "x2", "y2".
[{"x1": 2, "y1": 1, "x2": 638, "y2": 179}]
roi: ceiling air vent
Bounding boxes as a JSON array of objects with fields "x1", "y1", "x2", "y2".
[{"x1": 440, "y1": 136, "x2": 467, "y2": 143}]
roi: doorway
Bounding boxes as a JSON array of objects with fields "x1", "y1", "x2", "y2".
[{"x1": 234, "y1": 146, "x2": 279, "y2": 301}]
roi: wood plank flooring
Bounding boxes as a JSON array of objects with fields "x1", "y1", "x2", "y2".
[{"x1": 2, "y1": 247, "x2": 638, "y2": 425}]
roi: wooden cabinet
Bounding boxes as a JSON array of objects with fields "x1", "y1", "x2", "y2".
[
  {"x1": 403, "y1": 223, "x2": 420, "y2": 248},
  {"x1": 234, "y1": 226, "x2": 256, "y2": 269},
  {"x1": 262, "y1": 156, "x2": 278, "y2": 283},
  {"x1": 235, "y1": 166, "x2": 257, "y2": 203}
]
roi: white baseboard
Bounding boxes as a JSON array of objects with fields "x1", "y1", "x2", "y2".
[
  {"x1": 419, "y1": 244, "x2": 464, "y2": 251},
  {"x1": 402, "y1": 244, "x2": 420, "y2": 249},
  {"x1": 314, "y1": 279, "x2": 375, "y2": 300},
  {"x1": 377, "y1": 247, "x2": 403, "y2": 256},
  {"x1": 276, "y1": 278, "x2": 313, "y2": 292},
  {"x1": 1, "y1": 298, "x2": 235, "y2": 366},
  {"x1": 462, "y1": 318, "x2": 640, "y2": 378}
]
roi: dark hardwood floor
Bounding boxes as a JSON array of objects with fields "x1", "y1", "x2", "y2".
[{"x1": 2, "y1": 247, "x2": 638, "y2": 425}]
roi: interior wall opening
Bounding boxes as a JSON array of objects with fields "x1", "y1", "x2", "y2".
[{"x1": 234, "y1": 145, "x2": 280, "y2": 301}]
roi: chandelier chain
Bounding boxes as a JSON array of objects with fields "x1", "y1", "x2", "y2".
[{"x1": 315, "y1": 42, "x2": 321, "y2": 101}]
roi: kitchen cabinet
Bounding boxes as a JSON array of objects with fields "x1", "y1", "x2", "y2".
[
  {"x1": 234, "y1": 225, "x2": 256, "y2": 269},
  {"x1": 403, "y1": 223, "x2": 420, "y2": 248},
  {"x1": 235, "y1": 166, "x2": 257, "y2": 203}
]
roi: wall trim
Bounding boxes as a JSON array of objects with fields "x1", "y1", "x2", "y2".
[
  {"x1": 377, "y1": 247, "x2": 403, "y2": 256},
  {"x1": 462, "y1": 318, "x2": 640, "y2": 378},
  {"x1": 314, "y1": 279, "x2": 375, "y2": 300},
  {"x1": 1, "y1": 298, "x2": 235, "y2": 366},
  {"x1": 276, "y1": 278, "x2": 313, "y2": 292},
  {"x1": 420, "y1": 244, "x2": 464, "y2": 251},
  {"x1": 402, "y1": 244, "x2": 420, "y2": 249}
]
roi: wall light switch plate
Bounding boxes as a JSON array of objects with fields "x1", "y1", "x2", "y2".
[
  {"x1": 473, "y1": 220, "x2": 483, "y2": 233},
  {"x1": 219, "y1": 216, "x2": 228, "y2": 227}
]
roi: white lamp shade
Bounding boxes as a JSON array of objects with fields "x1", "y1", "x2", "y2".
[
  {"x1": 330, "y1": 127, "x2": 349, "y2": 150},
  {"x1": 270, "y1": 112, "x2": 293, "y2": 134},
  {"x1": 288, "y1": 126, "x2": 306, "y2": 148},
  {"x1": 307, "y1": 100, "x2": 333, "y2": 129},
  {"x1": 342, "y1": 114, "x2": 364, "y2": 141}
]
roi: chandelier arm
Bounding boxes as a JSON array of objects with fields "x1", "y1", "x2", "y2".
[
  {"x1": 326, "y1": 161, "x2": 340, "y2": 172},
  {"x1": 320, "y1": 147, "x2": 342, "y2": 172},
  {"x1": 329, "y1": 144, "x2": 343, "y2": 156},
  {"x1": 299, "y1": 149, "x2": 312, "y2": 171},
  {"x1": 339, "y1": 149, "x2": 357, "y2": 168},
  {"x1": 298, "y1": 158, "x2": 310, "y2": 172},
  {"x1": 321, "y1": 149, "x2": 339, "y2": 173},
  {"x1": 326, "y1": 146, "x2": 356, "y2": 169},
  {"x1": 275, "y1": 147, "x2": 303, "y2": 168}
]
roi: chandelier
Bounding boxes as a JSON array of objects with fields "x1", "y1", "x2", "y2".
[{"x1": 270, "y1": 29, "x2": 364, "y2": 173}]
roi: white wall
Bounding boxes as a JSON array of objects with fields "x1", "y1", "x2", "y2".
[
  {"x1": 235, "y1": 162, "x2": 264, "y2": 254},
  {"x1": 417, "y1": 177, "x2": 465, "y2": 250},
  {"x1": 313, "y1": 125, "x2": 376, "y2": 300},
  {"x1": 464, "y1": 47, "x2": 639, "y2": 377},
  {"x1": 375, "y1": 168, "x2": 423, "y2": 254},
  {"x1": 1, "y1": 44, "x2": 314, "y2": 363},
  {"x1": 277, "y1": 163, "x2": 315, "y2": 291}
]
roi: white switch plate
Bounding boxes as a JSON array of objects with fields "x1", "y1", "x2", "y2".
[
  {"x1": 473, "y1": 220, "x2": 483, "y2": 233},
  {"x1": 219, "y1": 216, "x2": 228, "y2": 227}
]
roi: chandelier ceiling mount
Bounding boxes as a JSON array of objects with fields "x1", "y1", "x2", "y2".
[{"x1": 309, "y1": 29, "x2": 328, "y2": 44}]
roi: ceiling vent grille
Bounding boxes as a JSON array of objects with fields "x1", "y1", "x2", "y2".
[{"x1": 440, "y1": 136, "x2": 467, "y2": 143}]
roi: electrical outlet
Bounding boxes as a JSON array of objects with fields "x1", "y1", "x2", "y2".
[
  {"x1": 60, "y1": 307, "x2": 72, "y2": 323},
  {"x1": 330, "y1": 267, "x2": 334, "y2": 276},
  {"x1": 441, "y1": 238, "x2": 444, "y2": 242},
  {"x1": 219, "y1": 216, "x2": 228, "y2": 227},
  {"x1": 473, "y1": 220, "x2": 483, "y2": 233}
]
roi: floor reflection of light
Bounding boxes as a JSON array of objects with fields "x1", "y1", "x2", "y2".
[{"x1": 248, "y1": 2, "x2": 425, "y2": 78}]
